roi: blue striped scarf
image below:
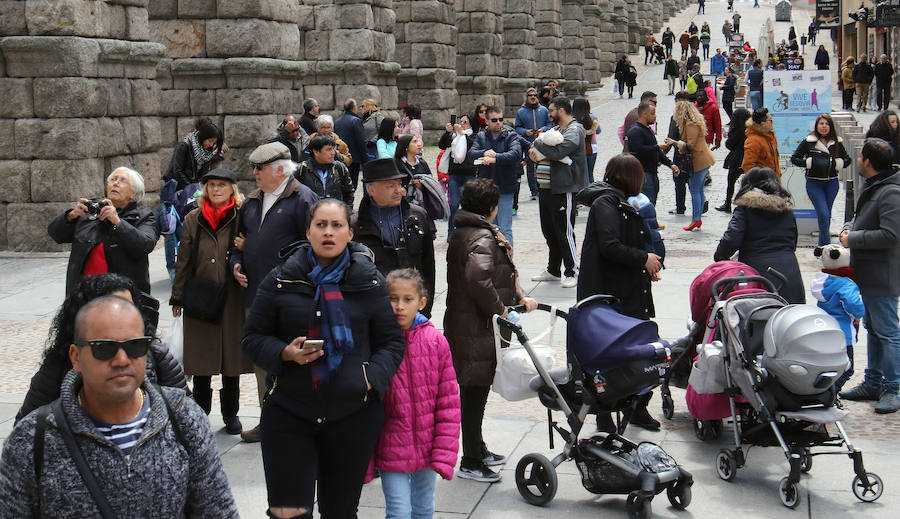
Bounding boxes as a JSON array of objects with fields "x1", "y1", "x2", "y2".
[{"x1": 306, "y1": 247, "x2": 355, "y2": 388}]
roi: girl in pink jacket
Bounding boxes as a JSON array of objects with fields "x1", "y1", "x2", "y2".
[{"x1": 368, "y1": 269, "x2": 461, "y2": 518}]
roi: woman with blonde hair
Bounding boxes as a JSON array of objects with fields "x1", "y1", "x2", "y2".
[
  {"x1": 667, "y1": 100, "x2": 716, "y2": 231},
  {"x1": 171, "y1": 168, "x2": 253, "y2": 435}
]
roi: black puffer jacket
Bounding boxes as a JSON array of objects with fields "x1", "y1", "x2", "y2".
[
  {"x1": 242, "y1": 242, "x2": 406, "y2": 422},
  {"x1": 714, "y1": 189, "x2": 805, "y2": 303},
  {"x1": 724, "y1": 121, "x2": 747, "y2": 171},
  {"x1": 576, "y1": 183, "x2": 654, "y2": 319},
  {"x1": 790, "y1": 135, "x2": 850, "y2": 180},
  {"x1": 48, "y1": 202, "x2": 157, "y2": 296},
  {"x1": 295, "y1": 160, "x2": 354, "y2": 204},
  {"x1": 15, "y1": 340, "x2": 188, "y2": 423}
]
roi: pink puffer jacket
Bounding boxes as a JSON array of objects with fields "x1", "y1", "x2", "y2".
[{"x1": 366, "y1": 317, "x2": 461, "y2": 481}]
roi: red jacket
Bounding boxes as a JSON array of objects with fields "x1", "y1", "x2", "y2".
[
  {"x1": 366, "y1": 317, "x2": 461, "y2": 481},
  {"x1": 696, "y1": 99, "x2": 722, "y2": 146}
]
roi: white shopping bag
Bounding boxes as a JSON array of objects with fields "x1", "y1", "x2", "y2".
[
  {"x1": 688, "y1": 341, "x2": 728, "y2": 394},
  {"x1": 163, "y1": 316, "x2": 184, "y2": 367}
]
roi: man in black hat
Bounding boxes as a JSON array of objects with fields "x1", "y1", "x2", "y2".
[
  {"x1": 353, "y1": 158, "x2": 436, "y2": 316},
  {"x1": 230, "y1": 141, "x2": 319, "y2": 443}
]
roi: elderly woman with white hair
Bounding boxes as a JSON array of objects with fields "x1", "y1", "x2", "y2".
[
  {"x1": 310, "y1": 114, "x2": 353, "y2": 166},
  {"x1": 48, "y1": 166, "x2": 158, "y2": 296}
]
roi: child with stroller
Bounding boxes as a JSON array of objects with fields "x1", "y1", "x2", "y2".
[
  {"x1": 367, "y1": 269, "x2": 461, "y2": 518},
  {"x1": 811, "y1": 245, "x2": 865, "y2": 392},
  {"x1": 628, "y1": 193, "x2": 666, "y2": 265}
]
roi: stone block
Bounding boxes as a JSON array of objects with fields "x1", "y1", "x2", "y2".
[
  {"x1": 504, "y1": 29, "x2": 536, "y2": 45},
  {"x1": 372, "y1": 5, "x2": 395, "y2": 32},
  {"x1": 303, "y1": 85, "x2": 334, "y2": 112},
  {"x1": 25, "y1": 0, "x2": 106, "y2": 38},
  {"x1": 373, "y1": 32, "x2": 394, "y2": 63},
  {"x1": 0, "y1": 203, "x2": 6, "y2": 249},
  {"x1": 0, "y1": 120, "x2": 14, "y2": 159},
  {"x1": 186, "y1": 90, "x2": 214, "y2": 115},
  {"x1": 334, "y1": 84, "x2": 382, "y2": 108},
  {"x1": 15, "y1": 119, "x2": 100, "y2": 160},
  {"x1": 458, "y1": 34, "x2": 496, "y2": 55},
  {"x1": 158, "y1": 116, "x2": 177, "y2": 145},
  {"x1": 98, "y1": 40, "x2": 165, "y2": 79},
  {"x1": 119, "y1": 117, "x2": 143, "y2": 154},
  {"x1": 206, "y1": 19, "x2": 280, "y2": 58},
  {"x1": 506, "y1": 59, "x2": 536, "y2": 78},
  {"x1": 125, "y1": 6, "x2": 150, "y2": 40},
  {"x1": 407, "y1": 88, "x2": 456, "y2": 109},
  {"x1": 394, "y1": 43, "x2": 412, "y2": 68},
  {"x1": 1, "y1": 36, "x2": 100, "y2": 77},
  {"x1": 149, "y1": 20, "x2": 206, "y2": 58},
  {"x1": 7, "y1": 202, "x2": 72, "y2": 251},
  {"x1": 469, "y1": 13, "x2": 499, "y2": 34},
  {"x1": 0, "y1": 161, "x2": 30, "y2": 203},
  {"x1": 338, "y1": 3, "x2": 373, "y2": 28},
  {"x1": 297, "y1": 5, "x2": 315, "y2": 30},
  {"x1": 0, "y1": 1, "x2": 27, "y2": 35},
  {"x1": 411, "y1": 43, "x2": 454, "y2": 70},
  {"x1": 30, "y1": 158, "x2": 105, "y2": 203},
  {"x1": 106, "y1": 79, "x2": 134, "y2": 116},
  {"x1": 159, "y1": 89, "x2": 189, "y2": 116},
  {"x1": 148, "y1": 0, "x2": 176, "y2": 18},
  {"x1": 215, "y1": 89, "x2": 274, "y2": 115},
  {"x1": 178, "y1": 0, "x2": 215, "y2": 19},
  {"x1": 171, "y1": 58, "x2": 226, "y2": 89},
  {"x1": 329, "y1": 29, "x2": 375, "y2": 61},
  {"x1": 0, "y1": 78, "x2": 34, "y2": 118},
  {"x1": 33, "y1": 78, "x2": 108, "y2": 118},
  {"x1": 405, "y1": 23, "x2": 455, "y2": 45},
  {"x1": 277, "y1": 22, "x2": 300, "y2": 60},
  {"x1": 132, "y1": 79, "x2": 160, "y2": 115},
  {"x1": 96, "y1": 118, "x2": 128, "y2": 156},
  {"x1": 131, "y1": 153, "x2": 161, "y2": 189},
  {"x1": 139, "y1": 117, "x2": 161, "y2": 152},
  {"x1": 271, "y1": 89, "x2": 301, "y2": 115},
  {"x1": 304, "y1": 30, "x2": 330, "y2": 60},
  {"x1": 503, "y1": 13, "x2": 533, "y2": 30},
  {"x1": 223, "y1": 115, "x2": 278, "y2": 147},
  {"x1": 314, "y1": 4, "x2": 339, "y2": 31}
]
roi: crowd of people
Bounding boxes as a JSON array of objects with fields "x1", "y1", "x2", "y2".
[{"x1": 4, "y1": 5, "x2": 900, "y2": 517}]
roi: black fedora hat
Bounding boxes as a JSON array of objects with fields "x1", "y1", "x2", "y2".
[{"x1": 362, "y1": 158, "x2": 408, "y2": 183}]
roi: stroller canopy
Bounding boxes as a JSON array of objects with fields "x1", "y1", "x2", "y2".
[{"x1": 567, "y1": 301, "x2": 665, "y2": 373}]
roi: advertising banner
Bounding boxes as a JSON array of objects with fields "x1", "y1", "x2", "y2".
[
  {"x1": 763, "y1": 70, "x2": 833, "y2": 231},
  {"x1": 815, "y1": 1, "x2": 840, "y2": 28}
]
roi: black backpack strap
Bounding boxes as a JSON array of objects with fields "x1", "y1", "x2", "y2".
[
  {"x1": 153, "y1": 383, "x2": 186, "y2": 450},
  {"x1": 33, "y1": 404, "x2": 50, "y2": 481},
  {"x1": 50, "y1": 400, "x2": 117, "y2": 519}
]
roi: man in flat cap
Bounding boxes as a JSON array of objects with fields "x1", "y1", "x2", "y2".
[
  {"x1": 353, "y1": 158, "x2": 436, "y2": 316},
  {"x1": 230, "y1": 142, "x2": 319, "y2": 443}
]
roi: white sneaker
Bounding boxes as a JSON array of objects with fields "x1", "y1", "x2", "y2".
[
  {"x1": 531, "y1": 270, "x2": 560, "y2": 282},
  {"x1": 561, "y1": 276, "x2": 577, "y2": 288}
]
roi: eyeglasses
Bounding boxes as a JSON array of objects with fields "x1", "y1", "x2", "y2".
[
  {"x1": 75, "y1": 337, "x2": 153, "y2": 360},
  {"x1": 527, "y1": 94, "x2": 538, "y2": 98},
  {"x1": 489, "y1": 118, "x2": 503, "y2": 123},
  {"x1": 478, "y1": 109, "x2": 486, "y2": 114}
]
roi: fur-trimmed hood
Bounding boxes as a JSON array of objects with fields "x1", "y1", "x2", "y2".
[
  {"x1": 735, "y1": 188, "x2": 794, "y2": 212},
  {"x1": 805, "y1": 134, "x2": 843, "y2": 146}
]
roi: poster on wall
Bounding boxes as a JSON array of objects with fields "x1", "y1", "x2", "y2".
[
  {"x1": 764, "y1": 70, "x2": 833, "y2": 232},
  {"x1": 815, "y1": 1, "x2": 841, "y2": 28}
]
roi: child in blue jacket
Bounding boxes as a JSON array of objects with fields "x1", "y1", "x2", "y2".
[{"x1": 627, "y1": 193, "x2": 666, "y2": 264}]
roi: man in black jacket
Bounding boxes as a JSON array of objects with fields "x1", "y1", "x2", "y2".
[
  {"x1": 268, "y1": 115, "x2": 309, "y2": 164},
  {"x1": 839, "y1": 138, "x2": 900, "y2": 414},
  {"x1": 299, "y1": 98, "x2": 319, "y2": 134},
  {"x1": 853, "y1": 55, "x2": 875, "y2": 112},
  {"x1": 295, "y1": 135, "x2": 354, "y2": 204},
  {"x1": 334, "y1": 98, "x2": 368, "y2": 190},
  {"x1": 353, "y1": 159, "x2": 436, "y2": 317},
  {"x1": 625, "y1": 102, "x2": 679, "y2": 205},
  {"x1": 874, "y1": 54, "x2": 895, "y2": 111}
]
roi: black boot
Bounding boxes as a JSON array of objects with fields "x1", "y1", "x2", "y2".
[
  {"x1": 715, "y1": 203, "x2": 731, "y2": 213},
  {"x1": 192, "y1": 376, "x2": 212, "y2": 415},
  {"x1": 625, "y1": 392, "x2": 661, "y2": 431},
  {"x1": 220, "y1": 376, "x2": 242, "y2": 435}
]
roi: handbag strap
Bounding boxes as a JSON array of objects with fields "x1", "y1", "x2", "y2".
[{"x1": 50, "y1": 400, "x2": 117, "y2": 519}]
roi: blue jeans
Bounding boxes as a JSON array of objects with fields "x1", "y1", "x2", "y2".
[
  {"x1": 525, "y1": 159, "x2": 539, "y2": 196},
  {"x1": 862, "y1": 295, "x2": 900, "y2": 395},
  {"x1": 641, "y1": 171, "x2": 660, "y2": 206},
  {"x1": 586, "y1": 153, "x2": 598, "y2": 183},
  {"x1": 749, "y1": 91, "x2": 762, "y2": 110},
  {"x1": 806, "y1": 178, "x2": 839, "y2": 246},
  {"x1": 381, "y1": 469, "x2": 437, "y2": 519},
  {"x1": 689, "y1": 167, "x2": 708, "y2": 221},
  {"x1": 448, "y1": 174, "x2": 475, "y2": 234},
  {"x1": 494, "y1": 192, "x2": 515, "y2": 248}
]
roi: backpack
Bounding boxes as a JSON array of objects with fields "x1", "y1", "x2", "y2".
[
  {"x1": 174, "y1": 183, "x2": 201, "y2": 219},
  {"x1": 686, "y1": 74, "x2": 699, "y2": 94}
]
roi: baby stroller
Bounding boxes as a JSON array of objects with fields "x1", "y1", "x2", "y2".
[
  {"x1": 692, "y1": 273, "x2": 884, "y2": 508},
  {"x1": 495, "y1": 295, "x2": 693, "y2": 519},
  {"x1": 652, "y1": 43, "x2": 666, "y2": 64}
]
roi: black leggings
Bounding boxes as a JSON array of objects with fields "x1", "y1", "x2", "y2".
[
  {"x1": 260, "y1": 400, "x2": 384, "y2": 517},
  {"x1": 724, "y1": 166, "x2": 742, "y2": 208},
  {"x1": 459, "y1": 385, "x2": 491, "y2": 468}
]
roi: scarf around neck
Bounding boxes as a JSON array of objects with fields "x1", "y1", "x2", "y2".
[
  {"x1": 201, "y1": 198, "x2": 235, "y2": 231},
  {"x1": 187, "y1": 132, "x2": 215, "y2": 168},
  {"x1": 306, "y1": 247, "x2": 354, "y2": 388}
]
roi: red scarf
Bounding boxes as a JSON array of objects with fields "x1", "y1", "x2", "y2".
[
  {"x1": 823, "y1": 266, "x2": 856, "y2": 282},
  {"x1": 200, "y1": 198, "x2": 235, "y2": 231}
]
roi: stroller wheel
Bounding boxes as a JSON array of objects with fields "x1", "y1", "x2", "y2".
[
  {"x1": 662, "y1": 394, "x2": 675, "y2": 419},
  {"x1": 515, "y1": 454, "x2": 558, "y2": 506},
  {"x1": 778, "y1": 477, "x2": 801, "y2": 508},
  {"x1": 716, "y1": 449, "x2": 737, "y2": 482},
  {"x1": 666, "y1": 481, "x2": 692, "y2": 510},
  {"x1": 626, "y1": 493, "x2": 652, "y2": 519},
  {"x1": 851, "y1": 472, "x2": 884, "y2": 503},
  {"x1": 799, "y1": 448, "x2": 812, "y2": 473}
]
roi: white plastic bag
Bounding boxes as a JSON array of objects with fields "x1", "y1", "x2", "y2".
[
  {"x1": 688, "y1": 341, "x2": 728, "y2": 394},
  {"x1": 438, "y1": 148, "x2": 451, "y2": 174},
  {"x1": 164, "y1": 316, "x2": 184, "y2": 367},
  {"x1": 451, "y1": 133, "x2": 468, "y2": 163},
  {"x1": 492, "y1": 342, "x2": 555, "y2": 401}
]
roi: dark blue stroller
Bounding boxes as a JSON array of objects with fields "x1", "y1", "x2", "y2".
[{"x1": 499, "y1": 295, "x2": 693, "y2": 519}]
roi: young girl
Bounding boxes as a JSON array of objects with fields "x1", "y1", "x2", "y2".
[{"x1": 367, "y1": 269, "x2": 461, "y2": 518}]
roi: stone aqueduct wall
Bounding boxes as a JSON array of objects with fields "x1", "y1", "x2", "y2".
[{"x1": 0, "y1": 0, "x2": 690, "y2": 251}]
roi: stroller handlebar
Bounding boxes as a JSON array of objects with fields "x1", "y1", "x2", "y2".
[
  {"x1": 710, "y1": 270, "x2": 783, "y2": 302},
  {"x1": 506, "y1": 303, "x2": 569, "y2": 319}
]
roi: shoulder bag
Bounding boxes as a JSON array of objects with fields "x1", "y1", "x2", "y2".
[{"x1": 181, "y1": 218, "x2": 236, "y2": 322}]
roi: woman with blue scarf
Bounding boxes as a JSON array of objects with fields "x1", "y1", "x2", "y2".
[{"x1": 242, "y1": 199, "x2": 406, "y2": 519}]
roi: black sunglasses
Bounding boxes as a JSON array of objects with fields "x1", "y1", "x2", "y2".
[
  {"x1": 489, "y1": 117, "x2": 503, "y2": 123},
  {"x1": 75, "y1": 337, "x2": 153, "y2": 360}
]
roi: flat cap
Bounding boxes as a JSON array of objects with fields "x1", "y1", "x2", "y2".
[
  {"x1": 249, "y1": 142, "x2": 291, "y2": 166},
  {"x1": 201, "y1": 168, "x2": 237, "y2": 183}
]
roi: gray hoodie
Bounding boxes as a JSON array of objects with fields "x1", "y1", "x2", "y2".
[
  {"x1": 0, "y1": 371, "x2": 237, "y2": 518},
  {"x1": 531, "y1": 120, "x2": 588, "y2": 194}
]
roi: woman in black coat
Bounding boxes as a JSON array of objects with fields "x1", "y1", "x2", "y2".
[
  {"x1": 717, "y1": 107, "x2": 751, "y2": 213},
  {"x1": 814, "y1": 45, "x2": 830, "y2": 70},
  {"x1": 15, "y1": 273, "x2": 187, "y2": 422},
  {"x1": 576, "y1": 155, "x2": 663, "y2": 432},
  {"x1": 714, "y1": 167, "x2": 805, "y2": 303},
  {"x1": 615, "y1": 55, "x2": 629, "y2": 98},
  {"x1": 242, "y1": 199, "x2": 406, "y2": 519}
]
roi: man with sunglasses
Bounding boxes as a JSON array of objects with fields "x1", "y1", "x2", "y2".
[
  {"x1": 269, "y1": 115, "x2": 310, "y2": 164},
  {"x1": 0, "y1": 296, "x2": 236, "y2": 517},
  {"x1": 515, "y1": 88, "x2": 553, "y2": 200}
]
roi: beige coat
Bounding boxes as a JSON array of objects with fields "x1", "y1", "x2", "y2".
[
  {"x1": 171, "y1": 206, "x2": 253, "y2": 377},
  {"x1": 680, "y1": 120, "x2": 716, "y2": 172}
]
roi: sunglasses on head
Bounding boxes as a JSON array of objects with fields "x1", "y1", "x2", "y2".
[
  {"x1": 489, "y1": 117, "x2": 503, "y2": 123},
  {"x1": 76, "y1": 336, "x2": 153, "y2": 360}
]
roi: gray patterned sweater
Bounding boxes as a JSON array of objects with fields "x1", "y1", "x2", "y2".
[{"x1": 0, "y1": 371, "x2": 237, "y2": 518}]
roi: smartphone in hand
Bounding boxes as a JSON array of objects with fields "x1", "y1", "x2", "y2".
[
  {"x1": 304, "y1": 339, "x2": 325, "y2": 351},
  {"x1": 450, "y1": 114, "x2": 457, "y2": 125}
]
